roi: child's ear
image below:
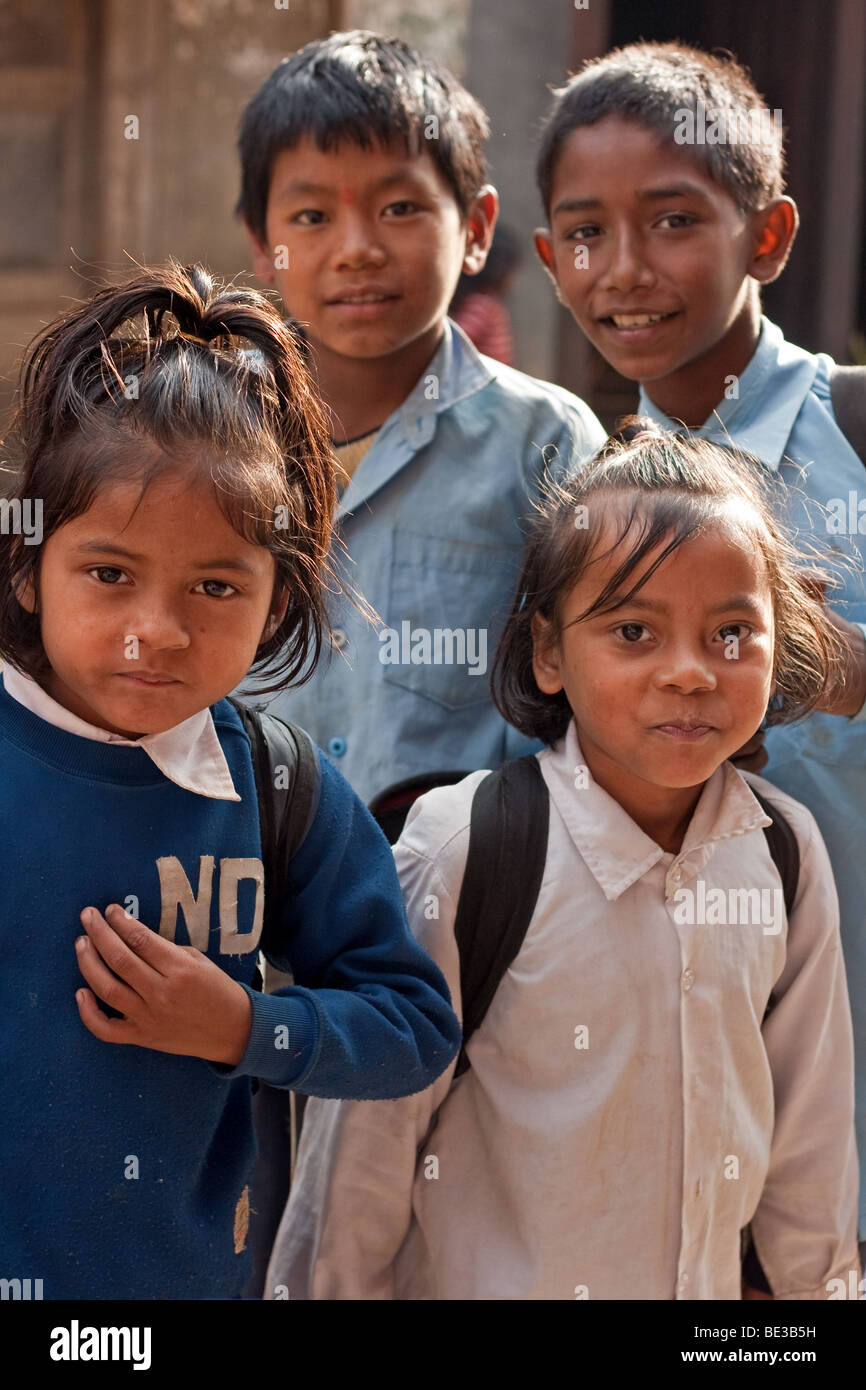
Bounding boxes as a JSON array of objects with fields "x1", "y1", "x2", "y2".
[
  {"x1": 243, "y1": 221, "x2": 277, "y2": 288},
  {"x1": 461, "y1": 186, "x2": 499, "y2": 275},
  {"x1": 531, "y1": 610, "x2": 564, "y2": 695},
  {"x1": 13, "y1": 571, "x2": 37, "y2": 615},
  {"x1": 533, "y1": 228, "x2": 565, "y2": 302},
  {"x1": 748, "y1": 197, "x2": 799, "y2": 287},
  {"x1": 261, "y1": 587, "x2": 290, "y2": 642}
]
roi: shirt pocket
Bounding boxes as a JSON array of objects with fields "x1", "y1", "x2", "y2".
[{"x1": 382, "y1": 528, "x2": 522, "y2": 711}]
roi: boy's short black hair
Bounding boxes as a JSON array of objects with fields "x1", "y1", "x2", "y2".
[
  {"x1": 537, "y1": 41, "x2": 785, "y2": 219},
  {"x1": 238, "y1": 29, "x2": 489, "y2": 242}
]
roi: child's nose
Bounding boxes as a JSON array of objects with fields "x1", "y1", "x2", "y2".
[
  {"x1": 333, "y1": 214, "x2": 387, "y2": 269},
  {"x1": 126, "y1": 601, "x2": 190, "y2": 651},
  {"x1": 600, "y1": 228, "x2": 656, "y2": 294},
  {"x1": 654, "y1": 644, "x2": 716, "y2": 692}
]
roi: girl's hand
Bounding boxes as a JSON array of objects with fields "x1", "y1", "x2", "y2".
[{"x1": 74, "y1": 904, "x2": 252, "y2": 1065}]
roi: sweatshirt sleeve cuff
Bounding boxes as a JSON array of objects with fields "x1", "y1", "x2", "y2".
[{"x1": 206, "y1": 985, "x2": 319, "y2": 1088}]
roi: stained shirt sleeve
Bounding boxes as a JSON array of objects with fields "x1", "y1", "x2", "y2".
[
  {"x1": 264, "y1": 787, "x2": 472, "y2": 1300},
  {"x1": 208, "y1": 752, "x2": 461, "y2": 1099},
  {"x1": 748, "y1": 803, "x2": 860, "y2": 1298}
]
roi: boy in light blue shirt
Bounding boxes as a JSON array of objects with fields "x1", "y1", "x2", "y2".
[
  {"x1": 236, "y1": 30, "x2": 605, "y2": 814},
  {"x1": 534, "y1": 39, "x2": 866, "y2": 1265},
  {"x1": 233, "y1": 30, "x2": 604, "y2": 1292}
]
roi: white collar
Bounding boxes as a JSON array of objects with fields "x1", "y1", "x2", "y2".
[
  {"x1": 2, "y1": 665, "x2": 240, "y2": 801},
  {"x1": 540, "y1": 721, "x2": 771, "y2": 901}
]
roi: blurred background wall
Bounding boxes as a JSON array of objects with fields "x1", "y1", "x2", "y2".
[{"x1": 2, "y1": 0, "x2": 864, "y2": 432}]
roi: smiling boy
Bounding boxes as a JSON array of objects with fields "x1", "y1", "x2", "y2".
[
  {"x1": 236, "y1": 31, "x2": 605, "y2": 814},
  {"x1": 233, "y1": 30, "x2": 605, "y2": 1295},
  {"x1": 534, "y1": 41, "x2": 866, "y2": 1261}
]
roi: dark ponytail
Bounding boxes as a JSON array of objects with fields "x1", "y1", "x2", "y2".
[{"x1": 1, "y1": 260, "x2": 341, "y2": 689}]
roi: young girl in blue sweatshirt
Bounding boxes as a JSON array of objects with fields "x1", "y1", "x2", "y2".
[{"x1": 0, "y1": 262, "x2": 460, "y2": 1301}]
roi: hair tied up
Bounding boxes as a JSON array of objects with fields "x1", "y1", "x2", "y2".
[{"x1": 607, "y1": 414, "x2": 667, "y2": 450}]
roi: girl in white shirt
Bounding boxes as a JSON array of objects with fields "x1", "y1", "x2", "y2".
[{"x1": 267, "y1": 421, "x2": 860, "y2": 1301}]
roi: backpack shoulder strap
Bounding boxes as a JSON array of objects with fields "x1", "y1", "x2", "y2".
[
  {"x1": 830, "y1": 364, "x2": 866, "y2": 463},
  {"x1": 750, "y1": 786, "x2": 800, "y2": 920},
  {"x1": 228, "y1": 698, "x2": 321, "y2": 950},
  {"x1": 453, "y1": 755, "x2": 550, "y2": 1078}
]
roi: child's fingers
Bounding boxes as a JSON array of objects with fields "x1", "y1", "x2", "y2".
[
  {"x1": 75, "y1": 987, "x2": 135, "y2": 1045},
  {"x1": 75, "y1": 934, "x2": 141, "y2": 1015},
  {"x1": 93, "y1": 903, "x2": 181, "y2": 975},
  {"x1": 81, "y1": 905, "x2": 166, "y2": 991}
]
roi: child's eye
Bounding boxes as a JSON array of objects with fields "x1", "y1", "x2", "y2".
[
  {"x1": 89, "y1": 566, "x2": 129, "y2": 585},
  {"x1": 193, "y1": 579, "x2": 237, "y2": 599},
  {"x1": 656, "y1": 212, "x2": 697, "y2": 230},
  {"x1": 717, "y1": 622, "x2": 752, "y2": 642},
  {"x1": 566, "y1": 224, "x2": 601, "y2": 242},
  {"x1": 382, "y1": 200, "x2": 420, "y2": 217},
  {"x1": 616, "y1": 622, "x2": 650, "y2": 643},
  {"x1": 291, "y1": 209, "x2": 326, "y2": 226}
]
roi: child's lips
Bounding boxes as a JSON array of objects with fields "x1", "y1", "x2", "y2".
[
  {"x1": 326, "y1": 292, "x2": 400, "y2": 319},
  {"x1": 652, "y1": 721, "x2": 715, "y2": 742},
  {"x1": 115, "y1": 672, "x2": 181, "y2": 687},
  {"x1": 597, "y1": 309, "x2": 680, "y2": 342}
]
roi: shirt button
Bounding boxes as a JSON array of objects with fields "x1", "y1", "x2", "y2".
[
  {"x1": 678, "y1": 1272, "x2": 689, "y2": 1292},
  {"x1": 330, "y1": 628, "x2": 348, "y2": 651},
  {"x1": 327, "y1": 737, "x2": 347, "y2": 758},
  {"x1": 671, "y1": 866, "x2": 682, "y2": 884},
  {"x1": 681, "y1": 968, "x2": 695, "y2": 993}
]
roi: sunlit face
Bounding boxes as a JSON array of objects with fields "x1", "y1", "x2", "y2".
[
  {"x1": 536, "y1": 115, "x2": 757, "y2": 386},
  {"x1": 249, "y1": 135, "x2": 477, "y2": 365},
  {"x1": 18, "y1": 469, "x2": 287, "y2": 738},
  {"x1": 532, "y1": 504, "x2": 775, "y2": 807}
]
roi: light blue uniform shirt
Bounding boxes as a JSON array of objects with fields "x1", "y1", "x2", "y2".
[
  {"x1": 640, "y1": 317, "x2": 866, "y2": 1231},
  {"x1": 248, "y1": 319, "x2": 605, "y2": 804}
]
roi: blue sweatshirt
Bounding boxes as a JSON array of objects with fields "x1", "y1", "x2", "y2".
[{"x1": 0, "y1": 687, "x2": 460, "y2": 1299}]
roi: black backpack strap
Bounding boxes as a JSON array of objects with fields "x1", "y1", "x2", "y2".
[
  {"x1": 453, "y1": 756, "x2": 550, "y2": 1079},
  {"x1": 229, "y1": 698, "x2": 321, "y2": 1297},
  {"x1": 228, "y1": 698, "x2": 321, "y2": 952},
  {"x1": 750, "y1": 787, "x2": 800, "y2": 921},
  {"x1": 740, "y1": 787, "x2": 800, "y2": 1299},
  {"x1": 830, "y1": 365, "x2": 866, "y2": 463}
]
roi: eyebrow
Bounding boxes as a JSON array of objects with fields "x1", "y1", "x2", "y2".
[
  {"x1": 72, "y1": 541, "x2": 259, "y2": 573},
  {"x1": 552, "y1": 182, "x2": 712, "y2": 216},
  {"x1": 272, "y1": 169, "x2": 423, "y2": 201},
  {"x1": 605, "y1": 594, "x2": 766, "y2": 617}
]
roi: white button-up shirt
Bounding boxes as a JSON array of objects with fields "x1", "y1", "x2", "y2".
[{"x1": 267, "y1": 722, "x2": 859, "y2": 1300}]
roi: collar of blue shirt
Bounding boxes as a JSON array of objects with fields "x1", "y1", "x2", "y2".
[
  {"x1": 335, "y1": 318, "x2": 496, "y2": 521},
  {"x1": 637, "y1": 316, "x2": 826, "y2": 470}
]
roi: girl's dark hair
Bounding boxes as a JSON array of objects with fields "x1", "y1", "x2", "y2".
[
  {"x1": 237, "y1": 30, "x2": 490, "y2": 242},
  {"x1": 537, "y1": 41, "x2": 785, "y2": 219},
  {"x1": 0, "y1": 260, "x2": 339, "y2": 691},
  {"x1": 492, "y1": 419, "x2": 845, "y2": 746}
]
